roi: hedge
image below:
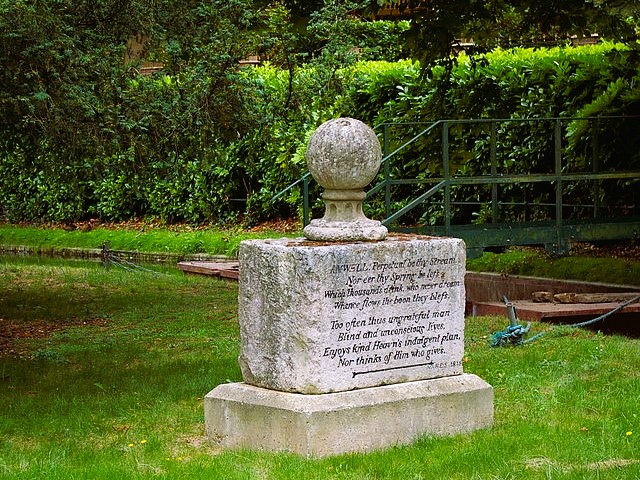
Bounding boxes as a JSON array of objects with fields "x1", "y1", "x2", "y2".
[{"x1": 1, "y1": 42, "x2": 638, "y2": 225}]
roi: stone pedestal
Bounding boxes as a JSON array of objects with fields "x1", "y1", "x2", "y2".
[
  {"x1": 238, "y1": 236, "x2": 467, "y2": 393},
  {"x1": 205, "y1": 374, "x2": 493, "y2": 457},
  {"x1": 204, "y1": 236, "x2": 493, "y2": 456},
  {"x1": 205, "y1": 118, "x2": 492, "y2": 457}
]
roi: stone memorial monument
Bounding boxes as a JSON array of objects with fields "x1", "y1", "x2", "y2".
[{"x1": 204, "y1": 118, "x2": 493, "y2": 457}]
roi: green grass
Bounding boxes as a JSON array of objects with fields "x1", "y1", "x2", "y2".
[
  {"x1": 0, "y1": 223, "x2": 300, "y2": 257},
  {"x1": 1, "y1": 256, "x2": 640, "y2": 479},
  {"x1": 467, "y1": 249, "x2": 640, "y2": 286},
  {"x1": 2, "y1": 224, "x2": 639, "y2": 286}
]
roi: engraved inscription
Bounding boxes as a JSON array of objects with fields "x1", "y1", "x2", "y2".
[{"x1": 322, "y1": 255, "x2": 464, "y2": 378}]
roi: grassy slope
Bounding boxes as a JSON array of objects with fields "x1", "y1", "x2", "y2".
[
  {"x1": 0, "y1": 224, "x2": 299, "y2": 257},
  {"x1": 1, "y1": 257, "x2": 639, "y2": 479},
  {"x1": 466, "y1": 249, "x2": 640, "y2": 286},
  {"x1": 1, "y1": 224, "x2": 638, "y2": 285}
]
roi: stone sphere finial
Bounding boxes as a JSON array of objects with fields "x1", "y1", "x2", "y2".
[{"x1": 303, "y1": 118, "x2": 388, "y2": 242}]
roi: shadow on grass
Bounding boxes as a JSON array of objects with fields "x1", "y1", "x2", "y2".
[
  {"x1": 0, "y1": 257, "x2": 241, "y2": 436},
  {"x1": 0, "y1": 259, "x2": 238, "y2": 358},
  {"x1": 1, "y1": 329, "x2": 242, "y2": 443}
]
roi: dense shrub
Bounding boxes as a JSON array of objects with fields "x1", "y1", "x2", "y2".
[
  {"x1": 359, "y1": 42, "x2": 640, "y2": 225},
  {"x1": 1, "y1": 39, "x2": 639, "y2": 225}
]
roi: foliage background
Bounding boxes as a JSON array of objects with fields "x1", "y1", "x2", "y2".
[{"x1": 1, "y1": 0, "x2": 639, "y2": 226}]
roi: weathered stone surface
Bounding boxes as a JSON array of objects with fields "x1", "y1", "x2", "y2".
[
  {"x1": 204, "y1": 374, "x2": 494, "y2": 457},
  {"x1": 303, "y1": 218, "x2": 388, "y2": 242},
  {"x1": 303, "y1": 117, "x2": 388, "y2": 242},
  {"x1": 238, "y1": 235, "x2": 466, "y2": 394},
  {"x1": 306, "y1": 117, "x2": 382, "y2": 190}
]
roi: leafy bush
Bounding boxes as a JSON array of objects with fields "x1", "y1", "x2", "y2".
[
  {"x1": 1, "y1": 20, "x2": 639, "y2": 227},
  {"x1": 361, "y1": 42, "x2": 640, "y2": 226}
]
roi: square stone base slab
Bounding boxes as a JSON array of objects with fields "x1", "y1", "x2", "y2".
[{"x1": 204, "y1": 373, "x2": 493, "y2": 457}]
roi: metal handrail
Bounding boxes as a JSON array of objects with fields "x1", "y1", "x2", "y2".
[
  {"x1": 272, "y1": 115, "x2": 639, "y2": 204},
  {"x1": 373, "y1": 116, "x2": 640, "y2": 235},
  {"x1": 272, "y1": 171, "x2": 312, "y2": 201},
  {"x1": 271, "y1": 116, "x2": 640, "y2": 254}
]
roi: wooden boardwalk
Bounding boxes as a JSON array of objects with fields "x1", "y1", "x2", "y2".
[{"x1": 470, "y1": 299, "x2": 640, "y2": 322}]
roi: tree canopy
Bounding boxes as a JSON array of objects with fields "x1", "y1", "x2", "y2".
[
  {"x1": 2, "y1": 0, "x2": 638, "y2": 156},
  {"x1": 357, "y1": 0, "x2": 640, "y2": 65}
]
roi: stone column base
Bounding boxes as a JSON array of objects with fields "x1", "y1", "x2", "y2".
[{"x1": 204, "y1": 373, "x2": 493, "y2": 457}]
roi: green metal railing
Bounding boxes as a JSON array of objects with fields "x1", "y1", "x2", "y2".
[{"x1": 273, "y1": 116, "x2": 640, "y2": 257}]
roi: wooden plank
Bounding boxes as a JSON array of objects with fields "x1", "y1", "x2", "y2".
[
  {"x1": 553, "y1": 292, "x2": 640, "y2": 304},
  {"x1": 470, "y1": 300, "x2": 640, "y2": 322},
  {"x1": 177, "y1": 261, "x2": 239, "y2": 280},
  {"x1": 532, "y1": 291, "x2": 640, "y2": 304}
]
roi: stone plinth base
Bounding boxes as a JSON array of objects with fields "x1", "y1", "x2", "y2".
[{"x1": 204, "y1": 374, "x2": 493, "y2": 457}]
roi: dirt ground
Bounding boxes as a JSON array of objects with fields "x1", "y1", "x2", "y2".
[
  {"x1": 567, "y1": 241, "x2": 640, "y2": 260},
  {"x1": 0, "y1": 318, "x2": 109, "y2": 358}
]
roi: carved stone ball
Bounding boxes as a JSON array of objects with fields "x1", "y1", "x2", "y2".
[{"x1": 306, "y1": 118, "x2": 382, "y2": 190}]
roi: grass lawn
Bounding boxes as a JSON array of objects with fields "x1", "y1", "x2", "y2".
[
  {"x1": 466, "y1": 248, "x2": 640, "y2": 286},
  {"x1": 1, "y1": 256, "x2": 639, "y2": 479},
  {"x1": 1, "y1": 223, "x2": 639, "y2": 285},
  {"x1": 0, "y1": 222, "x2": 299, "y2": 258}
]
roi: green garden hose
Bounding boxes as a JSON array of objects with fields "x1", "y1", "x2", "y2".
[{"x1": 490, "y1": 294, "x2": 640, "y2": 347}]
